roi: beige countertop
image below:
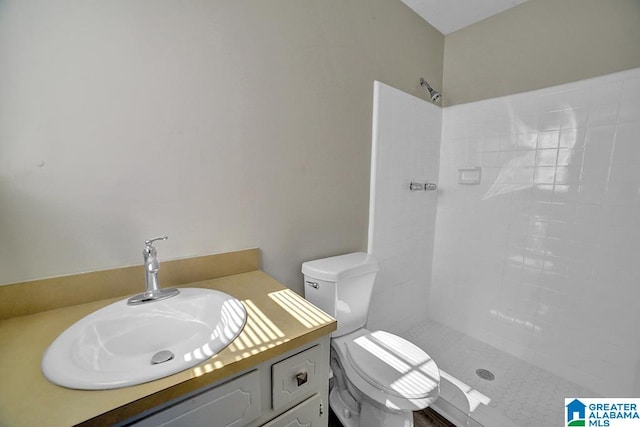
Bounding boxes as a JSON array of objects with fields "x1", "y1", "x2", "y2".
[{"x1": 0, "y1": 270, "x2": 336, "y2": 427}]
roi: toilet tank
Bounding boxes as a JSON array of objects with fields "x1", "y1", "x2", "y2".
[{"x1": 302, "y1": 252, "x2": 378, "y2": 337}]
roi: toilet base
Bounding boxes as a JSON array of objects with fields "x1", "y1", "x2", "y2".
[
  {"x1": 330, "y1": 387, "x2": 360, "y2": 427},
  {"x1": 330, "y1": 387, "x2": 414, "y2": 427}
]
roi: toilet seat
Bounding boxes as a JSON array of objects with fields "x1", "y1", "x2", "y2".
[{"x1": 332, "y1": 329, "x2": 440, "y2": 412}]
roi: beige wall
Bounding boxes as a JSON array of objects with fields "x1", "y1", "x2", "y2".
[
  {"x1": 0, "y1": 1, "x2": 443, "y2": 292},
  {"x1": 443, "y1": 0, "x2": 640, "y2": 106}
]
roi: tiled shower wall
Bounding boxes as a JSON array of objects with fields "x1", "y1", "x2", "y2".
[
  {"x1": 430, "y1": 68, "x2": 640, "y2": 396},
  {"x1": 368, "y1": 81, "x2": 441, "y2": 334}
]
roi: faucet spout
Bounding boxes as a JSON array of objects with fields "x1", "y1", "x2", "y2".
[
  {"x1": 128, "y1": 236, "x2": 179, "y2": 305},
  {"x1": 143, "y1": 237, "x2": 164, "y2": 293}
]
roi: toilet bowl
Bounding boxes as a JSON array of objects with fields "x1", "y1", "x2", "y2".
[{"x1": 302, "y1": 253, "x2": 440, "y2": 427}]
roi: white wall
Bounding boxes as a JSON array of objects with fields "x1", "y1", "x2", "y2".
[
  {"x1": 367, "y1": 81, "x2": 441, "y2": 333},
  {"x1": 430, "y1": 68, "x2": 640, "y2": 396}
]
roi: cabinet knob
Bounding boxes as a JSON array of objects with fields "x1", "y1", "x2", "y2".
[{"x1": 295, "y1": 371, "x2": 308, "y2": 386}]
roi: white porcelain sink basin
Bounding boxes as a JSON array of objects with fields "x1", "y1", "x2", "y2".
[{"x1": 42, "y1": 288, "x2": 247, "y2": 390}]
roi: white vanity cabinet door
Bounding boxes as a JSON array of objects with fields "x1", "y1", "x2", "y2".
[
  {"x1": 134, "y1": 370, "x2": 261, "y2": 427},
  {"x1": 262, "y1": 394, "x2": 325, "y2": 427},
  {"x1": 271, "y1": 345, "x2": 321, "y2": 411}
]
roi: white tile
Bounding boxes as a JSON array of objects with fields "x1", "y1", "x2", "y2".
[
  {"x1": 559, "y1": 127, "x2": 586, "y2": 149},
  {"x1": 621, "y1": 76, "x2": 640, "y2": 102},
  {"x1": 586, "y1": 124, "x2": 616, "y2": 145},
  {"x1": 588, "y1": 79, "x2": 623, "y2": 105},
  {"x1": 561, "y1": 107, "x2": 588, "y2": 129},
  {"x1": 617, "y1": 99, "x2": 640, "y2": 124},
  {"x1": 537, "y1": 111, "x2": 563, "y2": 131},
  {"x1": 605, "y1": 185, "x2": 640, "y2": 207},
  {"x1": 602, "y1": 205, "x2": 640, "y2": 228},
  {"x1": 481, "y1": 136, "x2": 500, "y2": 152},
  {"x1": 515, "y1": 132, "x2": 538, "y2": 150},
  {"x1": 587, "y1": 103, "x2": 619, "y2": 127},
  {"x1": 533, "y1": 166, "x2": 556, "y2": 185},
  {"x1": 555, "y1": 148, "x2": 574, "y2": 167},
  {"x1": 575, "y1": 202, "x2": 605, "y2": 223},
  {"x1": 554, "y1": 165, "x2": 581, "y2": 185},
  {"x1": 552, "y1": 184, "x2": 579, "y2": 203},
  {"x1": 612, "y1": 122, "x2": 640, "y2": 164},
  {"x1": 535, "y1": 148, "x2": 558, "y2": 166}
]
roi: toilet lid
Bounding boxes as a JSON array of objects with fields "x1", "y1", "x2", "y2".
[{"x1": 344, "y1": 330, "x2": 439, "y2": 400}]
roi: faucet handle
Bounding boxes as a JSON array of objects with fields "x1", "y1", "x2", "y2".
[{"x1": 145, "y1": 236, "x2": 168, "y2": 247}]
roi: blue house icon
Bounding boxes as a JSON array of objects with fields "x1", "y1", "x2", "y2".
[{"x1": 567, "y1": 399, "x2": 586, "y2": 422}]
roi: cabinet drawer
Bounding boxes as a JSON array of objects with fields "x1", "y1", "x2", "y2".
[
  {"x1": 262, "y1": 394, "x2": 325, "y2": 427},
  {"x1": 134, "y1": 369, "x2": 261, "y2": 427},
  {"x1": 271, "y1": 345, "x2": 322, "y2": 411}
]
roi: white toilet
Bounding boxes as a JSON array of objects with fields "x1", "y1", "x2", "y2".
[{"x1": 302, "y1": 252, "x2": 440, "y2": 427}]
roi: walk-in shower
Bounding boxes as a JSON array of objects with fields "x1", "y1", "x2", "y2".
[{"x1": 370, "y1": 66, "x2": 640, "y2": 426}]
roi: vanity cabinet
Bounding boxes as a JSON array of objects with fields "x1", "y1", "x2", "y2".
[
  {"x1": 0, "y1": 258, "x2": 338, "y2": 427},
  {"x1": 126, "y1": 336, "x2": 330, "y2": 427}
]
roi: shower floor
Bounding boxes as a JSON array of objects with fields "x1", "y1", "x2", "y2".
[{"x1": 402, "y1": 319, "x2": 597, "y2": 426}]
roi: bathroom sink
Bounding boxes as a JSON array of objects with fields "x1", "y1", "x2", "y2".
[{"x1": 42, "y1": 288, "x2": 247, "y2": 390}]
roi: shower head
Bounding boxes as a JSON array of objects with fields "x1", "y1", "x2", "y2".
[{"x1": 420, "y1": 78, "x2": 441, "y2": 103}]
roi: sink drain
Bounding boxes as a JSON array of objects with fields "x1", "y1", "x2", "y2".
[
  {"x1": 151, "y1": 350, "x2": 174, "y2": 365},
  {"x1": 476, "y1": 368, "x2": 495, "y2": 381}
]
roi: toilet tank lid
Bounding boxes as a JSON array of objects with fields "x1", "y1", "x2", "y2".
[{"x1": 301, "y1": 252, "x2": 378, "y2": 282}]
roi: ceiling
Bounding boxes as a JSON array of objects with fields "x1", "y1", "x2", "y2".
[{"x1": 401, "y1": 0, "x2": 528, "y2": 34}]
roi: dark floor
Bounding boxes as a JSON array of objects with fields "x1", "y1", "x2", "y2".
[{"x1": 328, "y1": 407, "x2": 454, "y2": 427}]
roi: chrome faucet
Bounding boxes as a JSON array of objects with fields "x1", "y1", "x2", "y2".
[{"x1": 127, "y1": 236, "x2": 180, "y2": 305}]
